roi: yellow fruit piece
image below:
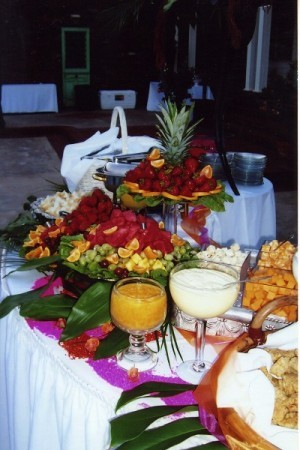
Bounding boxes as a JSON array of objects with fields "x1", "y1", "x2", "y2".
[
  {"x1": 158, "y1": 221, "x2": 165, "y2": 229},
  {"x1": 66, "y1": 248, "x2": 81, "y2": 262},
  {"x1": 200, "y1": 165, "x2": 213, "y2": 179},
  {"x1": 23, "y1": 237, "x2": 42, "y2": 247},
  {"x1": 106, "y1": 253, "x2": 119, "y2": 264},
  {"x1": 152, "y1": 260, "x2": 165, "y2": 271},
  {"x1": 162, "y1": 191, "x2": 181, "y2": 201},
  {"x1": 125, "y1": 238, "x2": 140, "y2": 251},
  {"x1": 144, "y1": 246, "x2": 159, "y2": 259},
  {"x1": 123, "y1": 181, "x2": 140, "y2": 190},
  {"x1": 103, "y1": 226, "x2": 118, "y2": 235},
  {"x1": 71, "y1": 240, "x2": 91, "y2": 253},
  {"x1": 150, "y1": 158, "x2": 165, "y2": 168},
  {"x1": 25, "y1": 246, "x2": 46, "y2": 260},
  {"x1": 118, "y1": 247, "x2": 133, "y2": 258},
  {"x1": 121, "y1": 193, "x2": 146, "y2": 210},
  {"x1": 48, "y1": 228, "x2": 62, "y2": 238},
  {"x1": 147, "y1": 147, "x2": 161, "y2": 160},
  {"x1": 171, "y1": 234, "x2": 185, "y2": 246},
  {"x1": 131, "y1": 253, "x2": 142, "y2": 264},
  {"x1": 140, "y1": 190, "x2": 161, "y2": 197}
]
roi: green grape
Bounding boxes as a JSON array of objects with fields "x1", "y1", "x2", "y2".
[
  {"x1": 88, "y1": 261, "x2": 99, "y2": 273},
  {"x1": 86, "y1": 249, "x2": 97, "y2": 261},
  {"x1": 102, "y1": 243, "x2": 113, "y2": 252},
  {"x1": 164, "y1": 253, "x2": 174, "y2": 261},
  {"x1": 79, "y1": 256, "x2": 87, "y2": 266},
  {"x1": 108, "y1": 263, "x2": 117, "y2": 271},
  {"x1": 95, "y1": 254, "x2": 102, "y2": 262}
]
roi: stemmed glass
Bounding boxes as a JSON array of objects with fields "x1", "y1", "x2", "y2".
[
  {"x1": 169, "y1": 260, "x2": 240, "y2": 384},
  {"x1": 110, "y1": 277, "x2": 167, "y2": 371}
]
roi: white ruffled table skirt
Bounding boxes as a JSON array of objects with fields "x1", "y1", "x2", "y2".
[{"x1": 0, "y1": 254, "x2": 219, "y2": 450}]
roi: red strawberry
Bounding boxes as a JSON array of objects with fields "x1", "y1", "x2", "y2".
[
  {"x1": 143, "y1": 166, "x2": 156, "y2": 179},
  {"x1": 194, "y1": 175, "x2": 207, "y2": 187},
  {"x1": 152, "y1": 180, "x2": 163, "y2": 192},
  {"x1": 166, "y1": 185, "x2": 180, "y2": 196},
  {"x1": 180, "y1": 185, "x2": 194, "y2": 197},
  {"x1": 184, "y1": 157, "x2": 199, "y2": 173},
  {"x1": 139, "y1": 178, "x2": 152, "y2": 190},
  {"x1": 171, "y1": 166, "x2": 183, "y2": 176},
  {"x1": 183, "y1": 179, "x2": 196, "y2": 191}
]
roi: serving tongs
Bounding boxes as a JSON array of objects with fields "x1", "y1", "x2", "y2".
[{"x1": 113, "y1": 152, "x2": 148, "y2": 163}]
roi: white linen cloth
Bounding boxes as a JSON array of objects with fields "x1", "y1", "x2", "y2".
[
  {"x1": 217, "y1": 323, "x2": 298, "y2": 449},
  {"x1": 207, "y1": 178, "x2": 276, "y2": 249},
  {"x1": 61, "y1": 129, "x2": 160, "y2": 192},
  {"x1": 1, "y1": 84, "x2": 58, "y2": 113},
  {"x1": 0, "y1": 252, "x2": 219, "y2": 450}
]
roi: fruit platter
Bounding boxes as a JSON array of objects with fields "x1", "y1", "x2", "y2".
[{"x1": 116, "y1": 100, "x2": 233, "y2": 210}]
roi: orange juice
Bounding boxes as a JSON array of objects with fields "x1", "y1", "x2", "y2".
[{"x1": 111, "y1": 279, "x2": 167, "y2": 333}]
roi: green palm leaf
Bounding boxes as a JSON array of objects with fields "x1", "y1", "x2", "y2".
[
  {"x1": 60, "y1": 281, "x2": 112, "y2": 341},
  {"x1": 111, "y1": 404, "x2": 198, "y2": 447}
]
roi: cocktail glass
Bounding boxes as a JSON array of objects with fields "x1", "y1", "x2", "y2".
[
  {"x1": 110, "y1": 277, "x2": 167, "y2": 371},
  {"x1": 169, "y1": 259, "x2": 240, "y2": 383}
]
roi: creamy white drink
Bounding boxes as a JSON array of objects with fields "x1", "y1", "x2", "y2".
[{"x1": 170, "y1": 268, "x2": 239, "y2": 319}]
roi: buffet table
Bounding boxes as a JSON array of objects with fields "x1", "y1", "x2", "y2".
[
  {"x1": 206, "y1": 178, "x2": 276, "y2": 250},
  {"x1": 0, "y1": 253, "x2": 221, "y2": 450},
  {"x1": 1, "y1": 84, "x2": 58, "y2": 113}
]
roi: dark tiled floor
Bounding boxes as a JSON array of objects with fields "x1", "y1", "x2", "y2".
[{"x1": 0, "y1": 109, "x2": 298, "y2": 243}]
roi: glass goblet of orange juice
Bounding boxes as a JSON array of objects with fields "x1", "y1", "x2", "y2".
[{"x1": 110, "y1": 277, "x2": 167, "y2": 371}]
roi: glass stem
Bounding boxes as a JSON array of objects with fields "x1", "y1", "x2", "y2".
[
  {"x1": 129, "y1": 333, "x2": 146, "y2": 353},
  {"x1": 193, "y1": 319, "x2": 206, "y2": 372}
]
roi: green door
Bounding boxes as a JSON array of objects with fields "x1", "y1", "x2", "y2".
[{"x1": 61, "y1": 27, "x2": 90, "y2": 107}]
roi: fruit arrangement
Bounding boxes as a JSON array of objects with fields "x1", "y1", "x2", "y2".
[
  {"x1": 60, "y1": 208, "x2": 199, "y2": 281},
  {"x1": 117, "y1": 101, "x2": 233, "y2": 211}
]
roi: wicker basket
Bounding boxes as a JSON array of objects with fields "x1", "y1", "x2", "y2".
[
  {"x1": 194, "y1": 295, "x2": 298, "y2": 449},
  {"x1": 77, "y1": 106, "x2": 128, "y2": 196}
]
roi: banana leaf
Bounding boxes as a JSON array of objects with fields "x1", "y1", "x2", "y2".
[
  {"x1": 19, "y1": 294, "x2": 75, "y2": 319},
  {"x1": 60, "y1": 281, "x2": 112, "y2": 341},
  {"x1": 116, "y1": 381, "x2": 196, "y2": 410},
  {"x1": 11, "y1": 255, "x2": 62, "y2": 272},
  {"x1": 114, "y1": 417, "x2": 223, "y2": 450},
  {"x1": 111, "y1": 404, "x2": 198, "y2": 447},
  {"x1": 94, "y1": 326, "x2": 129, "y2": 359},
  {"x1": 0, "y1": 286, "x2": 45, "y2": 318}
]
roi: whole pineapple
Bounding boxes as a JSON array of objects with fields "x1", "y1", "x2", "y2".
[{"x1": 155, "y1": 100, "x2": 201, "y2": 166}]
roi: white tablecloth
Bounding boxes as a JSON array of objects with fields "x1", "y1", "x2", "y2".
[
  {"x1": 1, "y1": 84, "x2": 58, "y2": 113},
  {"x1": 0, "y1": 254, "x2": 219, "y2": 450},
  {"x1": 207, "y1": 178, "x2": 276, "y2": 250},
  {"x1": 146, "y1": 81, "x2": 165, "y2": 111}
]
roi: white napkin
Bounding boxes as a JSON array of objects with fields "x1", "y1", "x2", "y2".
[
  {"x1": 60, "y1": 129, "x2": 160, "y2": 192},
  {"x1": 217, "y1": 323, "x2": 298, "y2": 449}
]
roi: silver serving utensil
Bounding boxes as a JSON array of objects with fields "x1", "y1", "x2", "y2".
[{"x1": 274, "y1": 233, "x2": 295, "y2": 250}]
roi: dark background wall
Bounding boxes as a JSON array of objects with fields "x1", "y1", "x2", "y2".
[{"x1": 0, "y1": 0, "x2": 296, "y2": 109}]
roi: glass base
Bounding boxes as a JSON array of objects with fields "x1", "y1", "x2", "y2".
[
  {"x1": 176, "y1": 360, "x2": 212, "y2": 384},
  {"x1": 116, "y1": 346, "x2": 158, "y2": 372}
]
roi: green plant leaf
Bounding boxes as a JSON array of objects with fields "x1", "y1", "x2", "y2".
[
  {"x1": 94, "y1": 326, "x2": 129, "y2": 359},
  {"x1": 60, "y1": 281, "x2": 112, "y2": 341},
  {"x1": 19, "y1": 294, "x2": 75, "y2": 319},
  {"x1": 13, "y1": 255, "x2": 62, "y2": 272},
  {"x1": 111, "y1": 404, "x2": 198, "y2": 447},
  {"x1": 116, "y1": 417, "x2": 212, "y2": 450},
  {"x1": 0, "y1": 286, "x2": 45, "y2": 318},
  {"x1": 116, "y1": 381, "x2": 195, "y2": 411}
]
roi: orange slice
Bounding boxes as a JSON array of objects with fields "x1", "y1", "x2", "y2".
[
  {"x1": 140, "y1": 190, "x2": 161, "y2": 197},
  {"x1": 144, "y1": 246, "x2": 159, "y2": 259},
  {"x1": 125, "y1": 238, "x2": 140, "y2": 251},
  {"x1": 103, "y1": 226, "x2": 118, "y2": 235},
  {"x1": 209, "y1": 187, "x2": 223, "y2": 194},
  {"x1": 150, "y1": 158, "x2": 165, "y2": 168},
  {"x1": 121, "y1": 193, "x2": 147, "y2": 210},
  {"x1": 192, "y1": 191, "x2": 211, "y2": 197},
  {"x1": 66, "y1": 248, "x2": 81, "y2": 262},
  {"x1": 200, "y1": 165, "x2": 213, "y2": 179},
  {"x1": 162, "y1": 191, "x2": 181, "y2": 201},
  {"x1": 158, "y1": 221, "x2": 165, "y2": 229},
  {"x1": 106, "y1": 253, "x2": 119, "y2": 264},
  {"x1": 147, "y1": 147, "x2": 161, "y2": 160},
  {"x1": 48, "y1": 228, "x2": 62, "y2": 238},
  {"x1": 71, "y1": 240, "x2": 91, "y2": 253},
  {"x1": 118, "y1": 247, "x2": 133, "y2": 258},
  {"x1": 171, "y1": 234, "x2": 186, "y2": 246},
  {"x1": 23, "y1": 237, "x2": 42, "y2": 247},
  {"x1": 180, "y1": 195, "x2": 196, "y2": 201},
  {"x1": 123, "y1": 181, "x2": 140, "y2": 190}
]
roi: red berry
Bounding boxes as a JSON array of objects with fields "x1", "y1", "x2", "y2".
[{"x1": 184, "y1": 157, "x2": 199, "y2": 173}]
